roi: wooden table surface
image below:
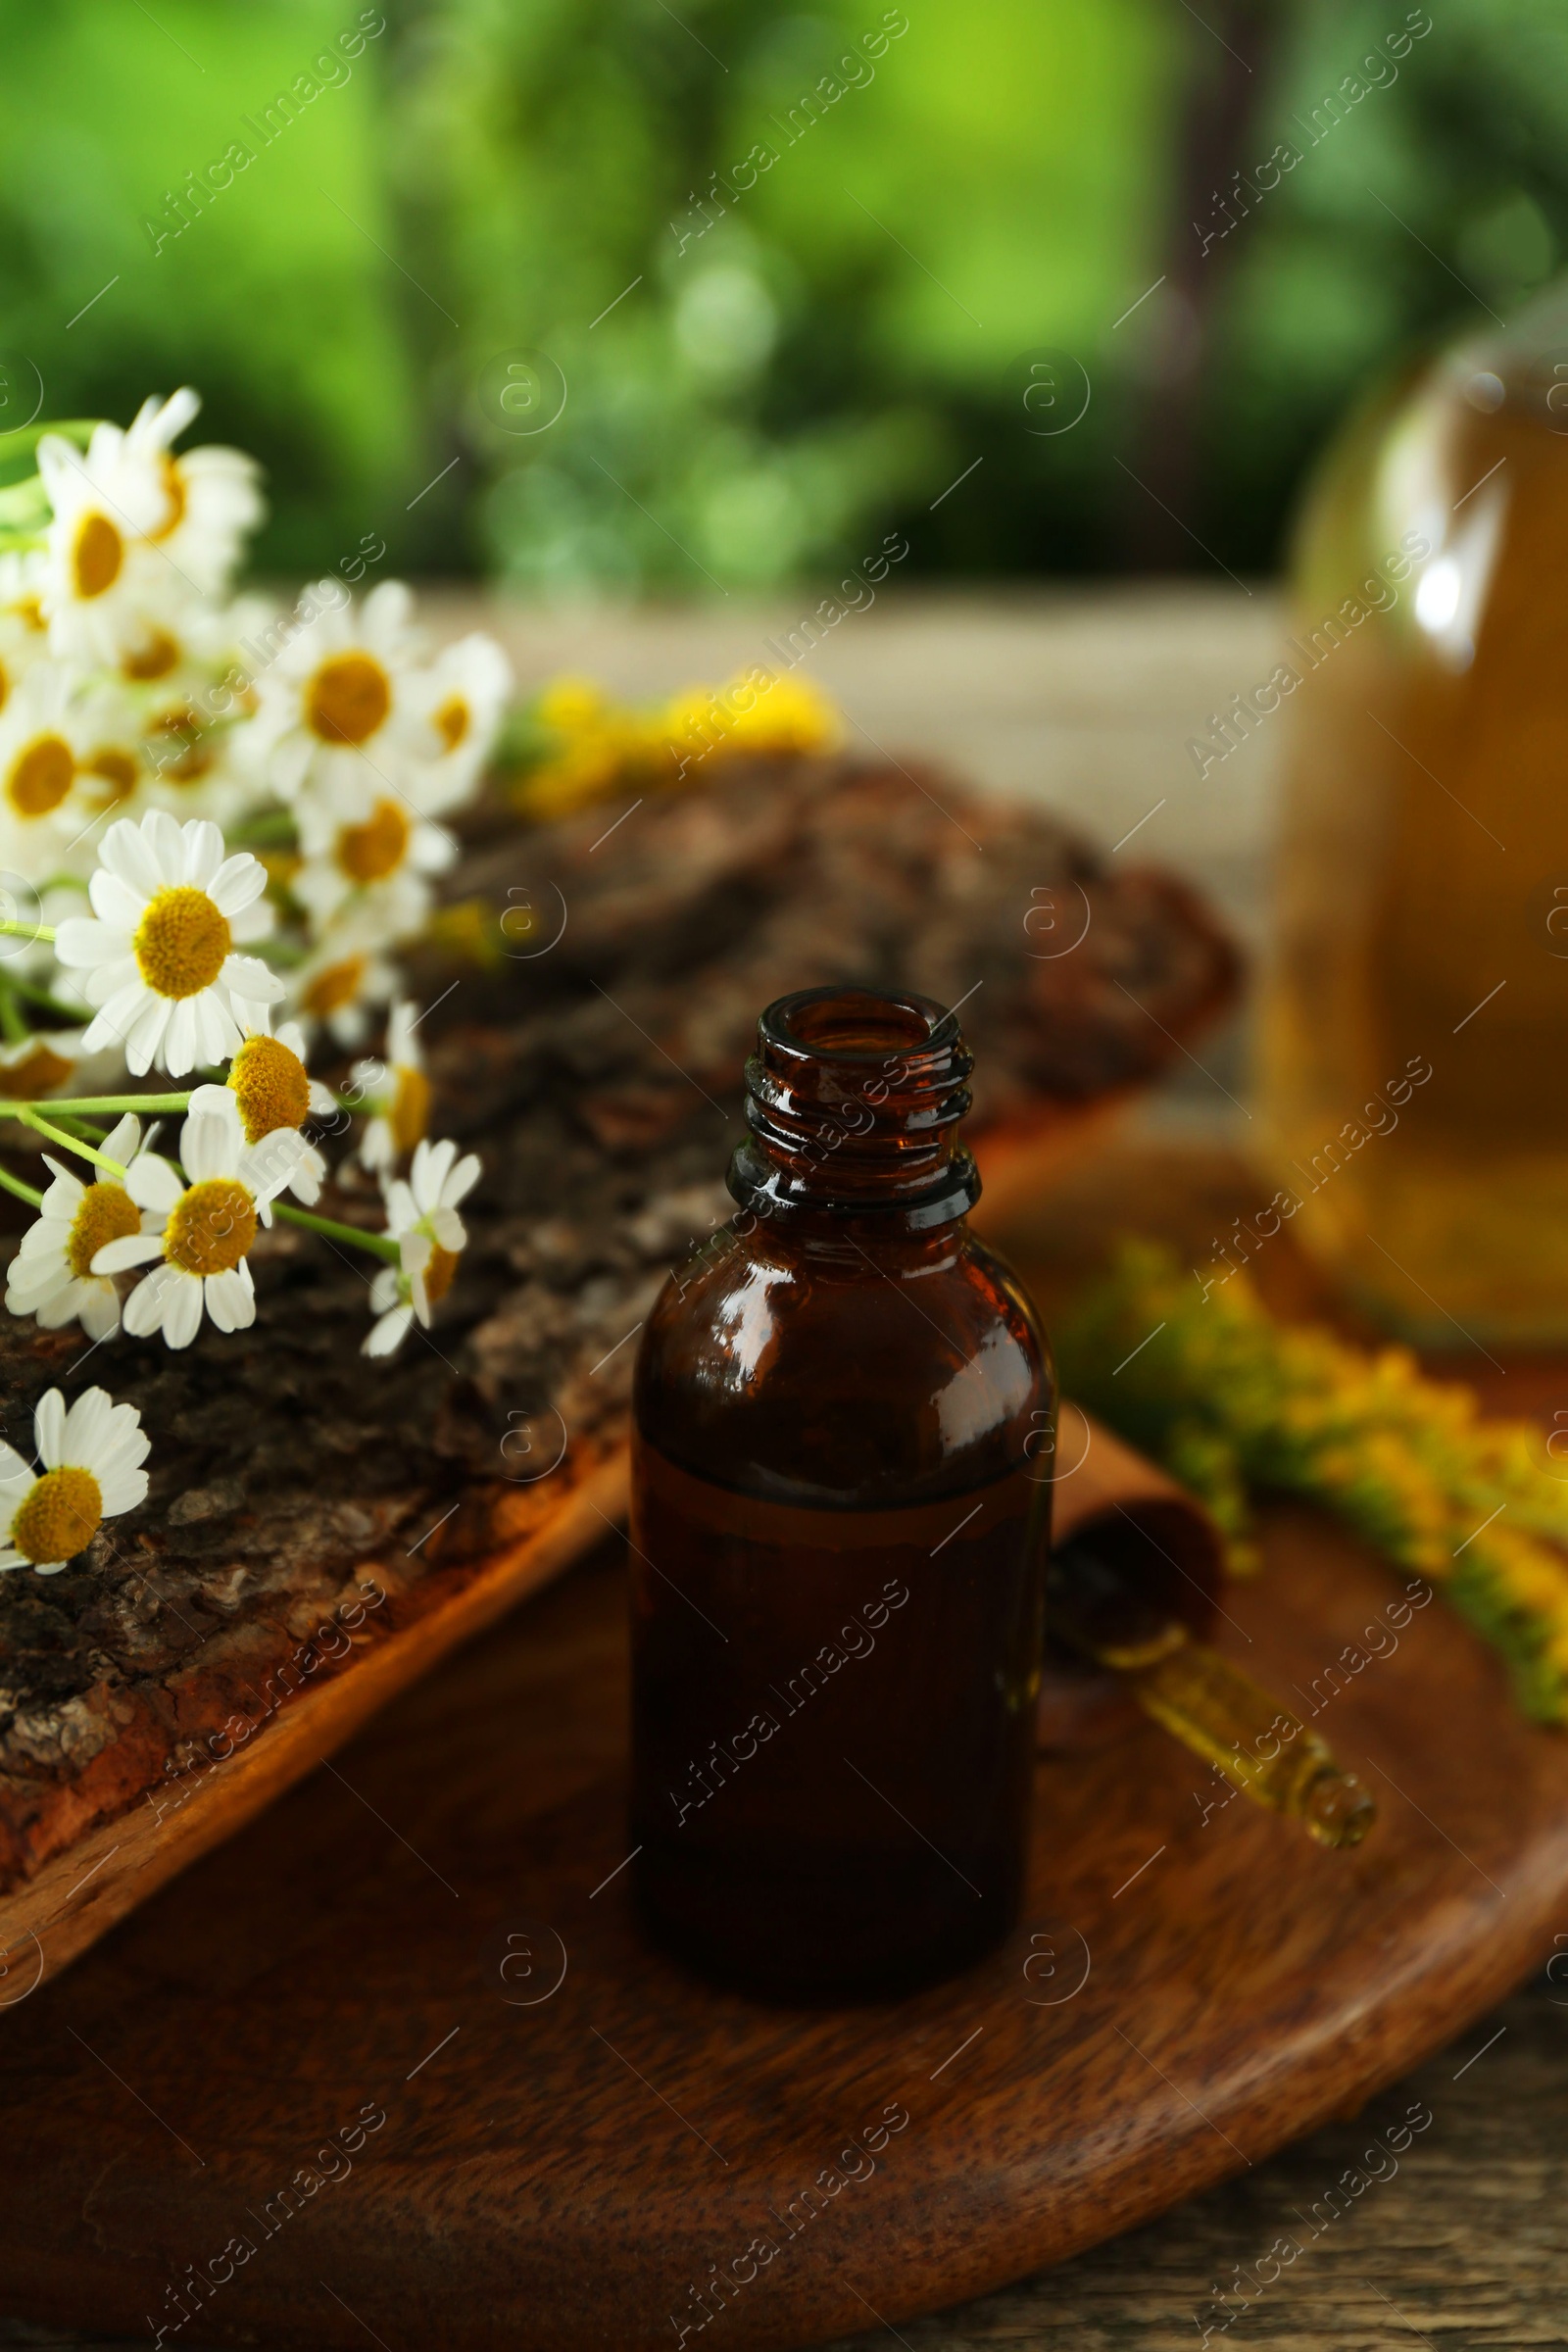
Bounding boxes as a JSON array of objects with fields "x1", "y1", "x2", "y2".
[{"x1": 8, "y1": 590, "x2": 1563, "y2": 2351}]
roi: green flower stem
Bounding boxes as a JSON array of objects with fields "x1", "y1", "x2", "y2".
[
  {"x1": 0, "y1": 1093, "x2": 191, "y2": 1115},
  {"x1": 273, "y1": 1202, "x2": 401, "y2": 1262},
  {"x1": 0, "y1": 1163, "x2": 43, "y2": 1209},
  {"x1": 0, "y1": 920, "x2": 54, "y2": 944},
  {"x1": 0, "y1": 978, "x2": 26, "y2": 1045},
  {"x1": 14, "y1": 1108, "x2": 125, "y2": 1176}
]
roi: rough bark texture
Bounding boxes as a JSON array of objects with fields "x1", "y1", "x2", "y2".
[{"x1": 0, "y1": 754, "x2": 1237, "y2": 1895}]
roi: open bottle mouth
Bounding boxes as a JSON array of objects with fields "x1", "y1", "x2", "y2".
[
  {"x1": 764, "y1": 986, "x2": 958, "y2": 1061},
  {"x1": 730, "y1": 985, "x2": 980, "y2": 1223}
]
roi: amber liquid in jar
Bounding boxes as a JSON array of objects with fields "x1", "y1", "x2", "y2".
[
  {"x1": 1263, "y1": 284, "x2": 1568, "y2": 1339},
  {"x1": 630, "y1": 988, "x2": 1054, "y2": 2001}
]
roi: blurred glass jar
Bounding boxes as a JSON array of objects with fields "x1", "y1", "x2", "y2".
[{"x1": 1259, "y1": 281, "x2": 1568, "y2": 1343}]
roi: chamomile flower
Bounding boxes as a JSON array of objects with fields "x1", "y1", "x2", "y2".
[
  {"x1": 36, "y1": 424, "x2": 174, "y2": 668},
  {"x1": 0, "y1": 551, "x2": 50, "y2": 715},
  {"x1": 363, "y1": 1135, "x2": 479, "y2": 1357},
  {"x1": 409, "y1": 632, "x2": 513, "y2": 815},
  {"x1": 188, "y1": 1009, "x2": 332, "y2": 1208},
  {"x1": 91, "y1": 1098, "x2": 308, "y2": 1350},
  {"x1": 137, "y1": 693, "x2": 259, "y2": 832},
  {"x1": 292, "y1": 794, "x2": 457, "y2": 941},
  {"x1": 113, "y1": 588, "x2": 271, "y2": 702},
  {"x1": 351, "y1": 1000, "x2": 429, "y2": 1171},
  {"x1": 65, "y1": 601, "x2": 273, "y2": 839},
  {"x1": 0, "y1": 663, "x2": 99, "y2": 872},
  {"x1": 289, "y1": 919, "x2": 399, "y2": 1050},
  {"x1": 0, "y1": 1386, "x2": 150, "y2": 1573},
  {"x1": 74, "y1": 679, "x2": 152, "y2": 818},
  {"x1": 250, "y1": 580, "x2": 425, "y2": 824},
  {"x1": 54, "y1": 809, "x2": 282, "y2": 1076},
  {"x1": 0, "y1": 1027, "x2": 90, "y2": 1104},
  {"x1": 121, "y1": 388, "x2": 264, "y2": 598},
  {"x1": 4, "y1": 1115, "x2": 144, "y2": 1339}
]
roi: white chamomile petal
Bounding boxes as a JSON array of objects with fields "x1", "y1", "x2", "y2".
[
  {"x1": 122, "y1": 1264, "x2": 175, "y2": 1340},
  {"x1": 37, "y1": 1162, "x2": 84, "y2": 1215},
  {"x1": 364, "y1": 1302, "x2": 414, "y2": 1358},
  {"x1": 87, "y1": 870, "x2": 146, "y2": 931},
  {"x1": 163, "y1": 1274, "x2": 205, "y2": 1349},
  {"x1": 99, "y1": 1466, "x2": 150, "y2": 1515},
  {"x1": 181, "y1": 819, "x2": 223, "y2": 889},
  {"x1": 79, "y1": 1286, "x2": 123, "y2": 1342},
  {"x1": 203, "y1": 1265, "x2": 255, "y2": 1333},
  {"x1": 101, "y1": 817, "x2": 164, "y2": 899},
  {"x1": 209, "y1": 856, "x2": 267, "y2": 915},
  {"x1": 102, "y1": 1113, "x2": 141, "y2": 1164},
  {"x1": 222, "y1": 953, "x2": 285, "y2": 1003},
  {"x1": 179, "y1": 1104, "x2": 242, "y2": 1184},
  {"x1": 125, "y1": 1152, "x2": 183, "y2": 1214},
  {"x1": 33, "y1": 1390, "x2": 66, "y2": 1469},
  {"x1": 90, "y1": 1233, "x2": 165, "y2": 1275}
]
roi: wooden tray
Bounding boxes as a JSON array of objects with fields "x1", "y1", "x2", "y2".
[{"x1": 1, "y1": 1491, "x2": 1563, "y2": 2351}]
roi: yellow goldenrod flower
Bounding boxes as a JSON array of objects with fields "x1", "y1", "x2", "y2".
[
  {"x1": 1061, "y1": 1242, "x2": 1568, "y2": 1724},
  {"x1": 511, "y1": 666, "x2": 842, "y2": 821}
]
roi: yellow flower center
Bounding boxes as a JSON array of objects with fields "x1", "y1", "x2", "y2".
[
  {"x1": 390, "y1": 1065, "x2": 430, "y2": 1155},
  {"x1": 336, "y1": 798, "x2": 410, "y2": 884},
  {"x1": 307, "y1": 653, "x2": 390, "y2": 747},
  {"x1": 151, "y1": 458, "x2": 186, "y2": 544},
  {"x1": 301, "y1": 955, "x2": 365, "y2": 1017},
  {"x1": 0, "y1": 657, "x2": 9, "y2": 714},
  {"x1": 122, "y1": 628, "x2": 180, "y2": 682},
  {"x1": 17, "y1": 598, "x2": 45, "y2": 635},
  {"x1": 8, "y1": 734, "x2": 74, "y2": 818},
  {"x1": 433, "y1": 694, "x2": 469, "y2": 753},
  {"x1": 0, "y1": 1043, "x2": 74, "y2": 1101},
  {"x1": 134, "y1": 885, "x2": 231, "y2": 1000},
  {"x1": 229, "y1": 1034, "x2": 310, "y2": 1142},
  {"x1": 151, "y1": 706, "x2": 212, "y2": 784},
  {"x1": 422, "y1": 1243, "x2": 460, "y2": 1305},
  {"x1": 11, "y1": 1465, "x2": 103, "y2": 1566},
  {"x1": 165, "y1": 1177, "x2": 257, "y2": 1276},
  {"x1": 67, "y1": 1181, "x2": 141, "y2": 1279},
  {"x1": 73, "y1": 513, "x2": 123, "y2": 601},
  {"x1": 86, "y1": 748, "x2": 140, "y2": 803}
]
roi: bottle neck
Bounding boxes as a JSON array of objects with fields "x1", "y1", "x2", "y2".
[{"x1": 727, "y1": 986, "x2": 981, "y2": 1230}]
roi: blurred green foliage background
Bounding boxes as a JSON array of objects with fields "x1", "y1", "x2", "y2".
[{"x1": 2, "y1": 0, "x2": 1565, "y2": 590}]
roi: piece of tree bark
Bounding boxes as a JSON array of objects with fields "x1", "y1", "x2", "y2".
[{"x1": 0, "y1": 754, "x2": 1237, "y2": 1964}]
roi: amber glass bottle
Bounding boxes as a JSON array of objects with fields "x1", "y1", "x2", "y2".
[
  {"x1": 1262, "y1": 281, "x2": 1568, "y2": 1339},
  {"x1": 630, "y1": 987, "x2": 1054, "y2": 2001}
]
